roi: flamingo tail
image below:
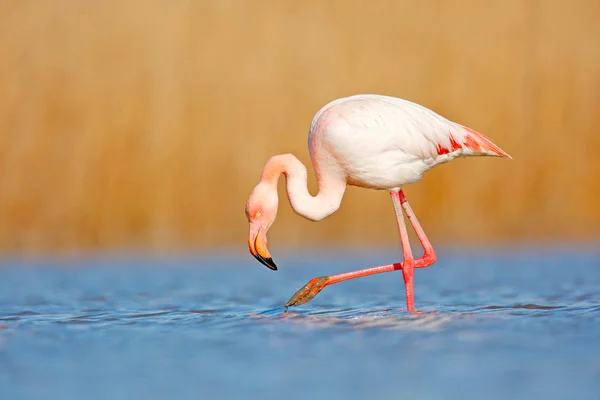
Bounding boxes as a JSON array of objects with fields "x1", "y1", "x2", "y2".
[{"x1": 462, "y1": 126, "x2": 512, "y2": 159}]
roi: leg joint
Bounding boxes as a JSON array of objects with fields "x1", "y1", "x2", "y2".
[{"x1": 415, "y1": 249, "x2": 437, "y2": 268}]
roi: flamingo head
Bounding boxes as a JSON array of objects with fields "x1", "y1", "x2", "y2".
[{"x1": 245, "y1": 183, "x2": 279, "y2": 270}]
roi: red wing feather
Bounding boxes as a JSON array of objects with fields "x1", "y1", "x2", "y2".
[{"x1": 462, "y1": 126, "x2": 511, "y2": 158}]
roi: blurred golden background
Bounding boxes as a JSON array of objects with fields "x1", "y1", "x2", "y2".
[{"x1": 1, "y1": 0, "x2": 599, "y2": 254}]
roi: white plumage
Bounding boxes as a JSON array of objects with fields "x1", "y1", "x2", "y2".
[
  {"x1": 308, "y1": 94, "x2": 509, "y2": 191},
  {"x1": 245, "y1": 94, "x2": 510, "y2": 311}
]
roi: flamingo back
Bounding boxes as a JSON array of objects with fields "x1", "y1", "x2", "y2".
[{"x1": 308, "y1": 94, "x2": 510, "y2": 191}]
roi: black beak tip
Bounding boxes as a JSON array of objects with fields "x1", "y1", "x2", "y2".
[
  {"x1": 253, "y1": 254, "x2": 278, "y2": 271},
  {"x1": 264, "y1": 257, "x2": 277, "y2": 271}
]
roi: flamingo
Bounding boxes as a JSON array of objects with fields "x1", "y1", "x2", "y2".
[{"x1": 245, "y1": 94, "x2": 511, "y2": 312}]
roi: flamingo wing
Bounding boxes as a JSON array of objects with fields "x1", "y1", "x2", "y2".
[
  {"x1": 315, "y1": 95, "x2": 509, "y2": 160},
  {"x1": 310, "y1": 94, "x2": 510, "y2": 189}
]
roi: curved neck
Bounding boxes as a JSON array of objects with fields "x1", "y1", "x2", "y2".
[{"x1": 260, "y1": 154, "x2": 346, "y2": 221}]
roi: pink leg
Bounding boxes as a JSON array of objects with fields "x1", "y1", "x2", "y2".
[
  {"x1": 398, "y1": 190, "x2": 437, "y2": 267},
  {"x1": 391, "y1": 191, "x2": 415, "y2": 311},
  {"x1": 285, "y1": 189, "x2": 437, "y2": 310}
]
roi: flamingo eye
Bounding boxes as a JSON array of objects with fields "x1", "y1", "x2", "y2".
[{"x1": 256, "y1": 211, "x2": 262, "y2": 218}]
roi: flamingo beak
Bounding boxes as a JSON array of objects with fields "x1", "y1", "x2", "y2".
[{"x1": 248, "y1": 222, "x2": 277, "y2": 271}]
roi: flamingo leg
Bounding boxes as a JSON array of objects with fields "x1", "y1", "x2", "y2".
[
  {"x1": 398, "y1": 190, "x2": 437, "y2": 268},
  {"x1": 391, "y1": 191, "x2": 415, "y2": 311},
  {"x1": 284, "y1": 189, "x2": 437, "y2": 310}
]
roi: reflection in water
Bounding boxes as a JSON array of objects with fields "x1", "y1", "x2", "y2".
[{"x1": 253, "y1": 308, "x2": 454, "y2": 331}]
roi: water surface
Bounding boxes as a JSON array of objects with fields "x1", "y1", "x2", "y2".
[{"x1": 1, "y1": 249, "x2": 599, "y2": 399}]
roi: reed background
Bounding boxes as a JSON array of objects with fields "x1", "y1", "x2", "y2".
[{"x1": 0, "y1": 0, "x2": 599, "y2": 255}]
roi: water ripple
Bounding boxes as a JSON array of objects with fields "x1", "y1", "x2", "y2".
[{"x1": 0, "y1": 253, "x2": 599, "y2": 400}]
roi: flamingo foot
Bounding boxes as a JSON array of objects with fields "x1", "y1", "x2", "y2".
[{"x1": 284, "y1": 276, "x2": 330, "y2": 307}]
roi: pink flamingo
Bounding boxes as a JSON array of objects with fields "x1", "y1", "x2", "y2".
[{"x1": 245, "y1": 94, "x2": 510, "y2": 312}]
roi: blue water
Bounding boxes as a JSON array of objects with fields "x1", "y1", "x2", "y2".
[{"x1": 1, "y1": 248, "x2": 599, "y2": 400}]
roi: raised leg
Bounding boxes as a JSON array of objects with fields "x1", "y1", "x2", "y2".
[
  {"x1": 398, "y1": 190, "x2": 436, "y2": 267},
  {"x1": 285, "y1": 189, "x2": 437, "y2": 310}
]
